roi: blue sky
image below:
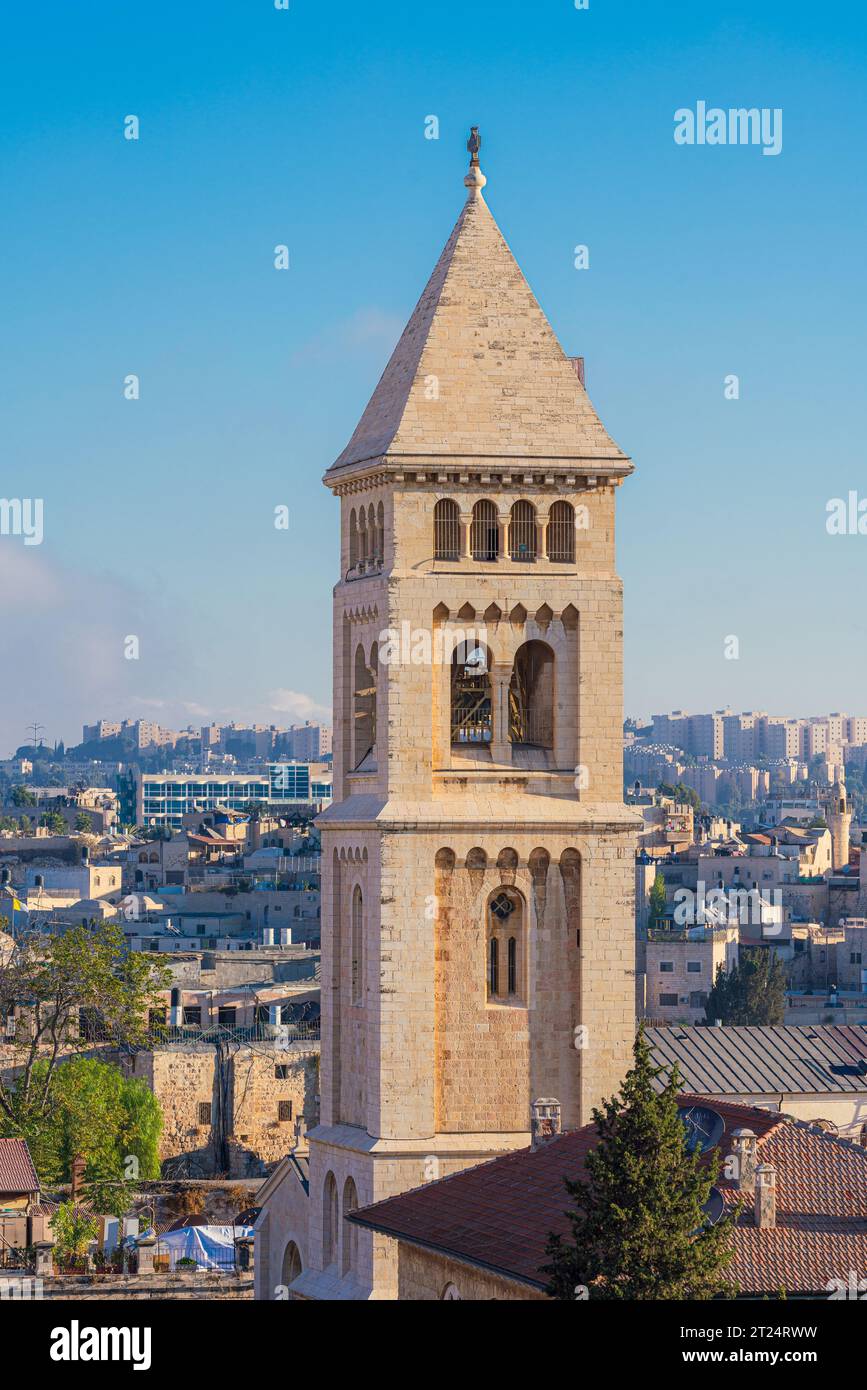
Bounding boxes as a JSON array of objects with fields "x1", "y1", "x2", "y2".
[{"x1": 2, "y1": 0, "x2": 866, "y2": 756}]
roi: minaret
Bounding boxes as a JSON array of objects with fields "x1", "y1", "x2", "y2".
[
  {"x1": 303, "y1": 132, "x2": 639, "y2": 1300},
  {"x1": 827, "y1": 776, "x2": 852, "y2": 872}
]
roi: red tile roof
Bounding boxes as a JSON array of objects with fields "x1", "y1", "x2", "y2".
[
  {"x1": 350, "y1": 1097, "x2": 867, "y2": 1296},
  {"x1": 0, "y1": 1138, "x2": 39, "y2": 1197}
]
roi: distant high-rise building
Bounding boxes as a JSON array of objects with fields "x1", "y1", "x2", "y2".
[{"x1": 288, "y1": 721, "x2": 332, "y2": 760}]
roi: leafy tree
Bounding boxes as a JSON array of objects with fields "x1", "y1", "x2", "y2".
[
  {"x1": 10, "y1": 785, "x2": 36, "y2": 807},
  {"x1": 673, "y1": 781, "x2": 701, "y2": 813},
  {"x1": 704, "y1": 947, "x2": 786, "y2": 1026},
  {"x1": 647, "y1": 871, "x2": 667, "y2": 929},
  {"x1": 74, "y1": 812, "x2": 92, "y2": 832},
  {"x1": 0, "y1": 920, "x2": 171, "y2": 1131},
  {"x1": 134, "y1": 825, "x2": 167, "y2": 842},
  {"x1": 51, "y1": 1201, "x2": 99, "y2": 1265},
  {"x1": 11, "y1": 1056, "x2": 162, "y2": 1213},
  {"x1": 543, "y1": 1029, "x2": 736, "y2": 1300},
  {"x1": 38, "y1": 811, "x2": 66, "y2": 834}
]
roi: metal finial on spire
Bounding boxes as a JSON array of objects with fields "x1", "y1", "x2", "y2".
[{"x1": 464, "y1": 125, "x2": 487, "y2": 197}]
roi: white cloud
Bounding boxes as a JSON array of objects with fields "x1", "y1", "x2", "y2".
[
  {"x1": 0, "y1": 547, "x2": 178, "y2": 754},
  {"x1": 0, "y1": 548, "x2": 331, "y2": 756},
  {"x1": 267, "y1": 688, "x2": 330, "y2": 722}
]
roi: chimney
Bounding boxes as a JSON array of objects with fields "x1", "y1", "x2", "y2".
[
  {"x1": 730, "y1": 1128, "x2": 757, "y2": 1192},
  {"x1": 569, "y1": 356, "x2": 585, "y2": 387},
  {"x1": 754, "y1": 1163, "x2": 776, "y2": 1229},
  {"x1": 531, "y1": 1097, "x2": 561, "y2": 1151}
]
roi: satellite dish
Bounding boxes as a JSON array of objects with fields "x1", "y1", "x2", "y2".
[
  {"x1": 678, "y1": 1103, "x2": 725, "y2": 1155},
  {"x1": 701, "y1": 1187, "x2": 725, "y2": 1226}
]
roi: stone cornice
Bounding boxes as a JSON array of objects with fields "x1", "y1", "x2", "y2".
[{"x1": 325, "y1": 456, "x2": 633, "y2": 496}]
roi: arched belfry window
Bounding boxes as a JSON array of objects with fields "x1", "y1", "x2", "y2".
[
  {"x1": 509, "y1": 641, "x2": 554, "y2": 747},
  {"x1": 434, "y1": 499, "x2": 460, "y2": 561},
  {"x1": 358, "y1": 509, "x2": 368, "y2": 567},
  {"x1": 509, "y1": 501, "x2": 537, "y2": 562},
  {"x1": 376, "y1": 501, "x2": 385, "y2": 564},
  {"x1": 353, "y1": 644, "x2": 377, "y2": 770},
  {"x1": 487, "y1": 889, "x2": 525, "y2": 1004},
  {"x1": 367, "y1": 505, "x2": 377, "y2": 566},
  {"x1": 546, "y1": 501, "x2": 575, "y2": 562},
  {"x1": 349, "y1": 509, "x2": 359, "y2": 570},
  {"x1": 471, "y1": 500, "x2": 499, "y2": 561},
  {"x1": 451, "y1": 641, "x2": 492, "y2": 746},
  {"x1": 351, "y1": 885, "x2": 363, "y2": 1005}
]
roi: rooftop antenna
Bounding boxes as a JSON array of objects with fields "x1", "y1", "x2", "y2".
[{"x1": 27, "y1": 721, "x2": 45, "y2": 748}]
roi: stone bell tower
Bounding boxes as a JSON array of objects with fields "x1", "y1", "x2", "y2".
[
  {"x1": 827, "y1": 776, "x2": 852, "y2": 872},
  {"x1": 301, "y1": 133, "x2": 639, "y2": 1300}
]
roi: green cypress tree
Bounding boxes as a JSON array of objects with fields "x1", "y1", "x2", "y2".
[
  {"x1": 543, "y1": 1028, "x2": 736, "y2": 1300},
  {"x1": 705, "y1": 947, "x2": 785, "y2": 1026},
  {"x1": 647, "y1": 871, "x2": 667, "y2": 928}
]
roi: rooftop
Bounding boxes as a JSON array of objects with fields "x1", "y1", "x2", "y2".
[
  {"x1": 647, "y1": 1024, "x2": 867, "y2": 1096},
  {"x1": 0, "y1": 1138, "x2": 39, "y2": 1197},
  {"x1": 349, "y1": 1097, "x2": 867, "y2": 1296}
]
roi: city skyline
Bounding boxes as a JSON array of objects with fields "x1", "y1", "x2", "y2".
[{"x1": 4, "y1": 2, "x2": 867, "y2": 745}]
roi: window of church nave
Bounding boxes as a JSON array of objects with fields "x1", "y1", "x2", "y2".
[
  {"x1": 509, "y1": 500, "x2": 538, "y2": 562},
  {"x1": 322, "y1": 1172, "x2": 338, "y2": 1269},
  {"x1": 434, "y1": 498, "x2": 460, "y2": 560},
  {"x1": 509, "y1": 641, "x2": 554, "y2": 748},
  {"x1": 546, "y1": 500, "x2": 575, "y2": 562},
  {"x1": 450, "y1": 640, "x2": 492, "y2": 745},
  {"x1": 352, "y1": 643, "x2": 377, "y2": 770},
  {"x1": 281, "y1": 1239, "x2": 302, "y2": 1286},
  {"x1": 342, "y1": 1178, "x2": 359, "y2": 1276},
  {"x1": 486, "y1": 889, "x2": 526, "y2": 1005},
  {"x1": 350, "y1": 885, "x2": 364, "y2": 1006},
  {"x1": 471, "y1": 499, "x2": 499, "y2": 561}
]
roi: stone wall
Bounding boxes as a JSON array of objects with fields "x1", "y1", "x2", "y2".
[
  {"x1": 32, "y1": 1271, "x2": 253, "y2": 1300},
  {"x1": 123, "y1": 1043, "x2": 320, "y2": 1177},
  {"x1": 396, "y1": 1244, "x2": 544, "y2": 1301}
]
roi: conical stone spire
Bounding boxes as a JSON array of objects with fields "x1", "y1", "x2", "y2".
[{"x1": 327, "y1": 132, "x2": 630, "y2": 479}]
